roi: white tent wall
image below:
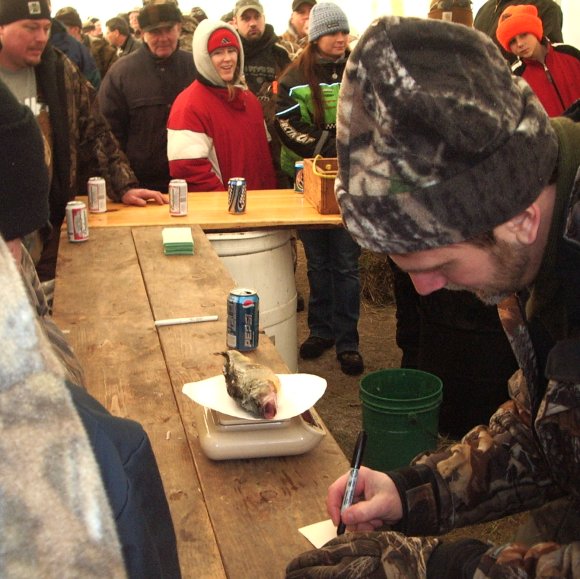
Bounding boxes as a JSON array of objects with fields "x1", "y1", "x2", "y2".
[{"x1": 49, "y1": 0, "x2": 578, "y2": 49}]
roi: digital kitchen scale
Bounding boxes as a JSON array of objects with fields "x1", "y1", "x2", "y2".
[{"x1": 195, "y1": 405, "x2": 326, "y2": 460}]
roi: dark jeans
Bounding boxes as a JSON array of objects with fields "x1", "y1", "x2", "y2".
[{"x1": 299, "y1": 227, "x2": 361, "y2": 353}]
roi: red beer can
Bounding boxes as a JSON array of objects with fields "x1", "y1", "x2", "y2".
[{"x1": 66, "y1": 200, "x2": 89, "y2": 242}]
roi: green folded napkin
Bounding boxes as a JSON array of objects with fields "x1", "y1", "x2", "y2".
[{"x1": 162, "y1": 227, "x2": 194, "y2": 255}]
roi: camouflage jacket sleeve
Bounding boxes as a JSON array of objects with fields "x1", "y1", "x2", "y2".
[
  {"x1": 388, "y1": 339, "x2": 580, "y2": 577},
  {"x1": 60, "y1": 52, "x2": 138, "y2": 201}
]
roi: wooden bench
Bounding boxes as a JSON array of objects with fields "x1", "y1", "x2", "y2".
[{"x1": 53, "y1": 225, "x2": 348, "y2": 578}]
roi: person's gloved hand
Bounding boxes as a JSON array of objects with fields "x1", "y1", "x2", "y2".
[{"x1": 286, "y1": 531, "x2": 439, "y2": 578}]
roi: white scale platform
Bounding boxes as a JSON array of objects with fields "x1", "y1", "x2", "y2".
[{"x1": 195, "y1": 406, "x2": 326, "y2": 460}]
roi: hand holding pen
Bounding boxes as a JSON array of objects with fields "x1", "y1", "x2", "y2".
[
  {"x1": 337, "y1": 430, "x2": 367, "y2": 535},
  {"x1": 327, "y1": 442, "x2": 403, "y2": 533}
]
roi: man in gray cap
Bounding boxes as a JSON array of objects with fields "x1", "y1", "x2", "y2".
[
  {"x1": 233, "y1": 0, "x2": 290, "y2": 185},
  {"x1": 286, "y1": 15, "x2": 580, "y2": 578},
  {"x1": 0, "y1": 0, "x2": 167, "y2": 281}
]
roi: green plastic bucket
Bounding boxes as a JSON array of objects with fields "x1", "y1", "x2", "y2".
[{"x1": 360, "y1": 369, "x2": 443, "y2": 471}]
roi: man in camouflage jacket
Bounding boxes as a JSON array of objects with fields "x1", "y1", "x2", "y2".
[
  {"x1": 0, "y1": 0, "x2": 167, "y2": 281},
  {"x1": 287, "y1": 16, "x2": 580, "y2": 579}
]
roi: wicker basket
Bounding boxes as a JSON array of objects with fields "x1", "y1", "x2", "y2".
[{"x1": 303, "y1": 156, "x2": 340, "y2": 215}]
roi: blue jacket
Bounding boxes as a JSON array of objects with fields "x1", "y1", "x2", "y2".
[
  {"x1": 67, "y1": 383, "x2": 181, "y2": 579},
  {"x1": 49, "y1": 19, "x2": 101, "y2": 89}
]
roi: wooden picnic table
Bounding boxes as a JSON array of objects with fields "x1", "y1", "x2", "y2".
[
  {"x1": 81, "y1": 189, "x2": 343, "y2": 230},
  {"x1": 52, "y1": 225, "x2": 349, "y2": 578}
]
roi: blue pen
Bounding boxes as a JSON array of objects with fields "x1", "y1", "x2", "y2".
[{"x1": 337, "y1": 430, "x2": 367, "y2": 535}]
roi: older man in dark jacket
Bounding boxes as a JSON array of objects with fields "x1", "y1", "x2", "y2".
[{"x1": 98, "y1": 3, "x2": 196, "y2": 192}]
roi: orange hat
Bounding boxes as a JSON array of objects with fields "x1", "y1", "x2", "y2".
[{"x1": 496, "y1": 4, "x2": 543, "y2": 52}]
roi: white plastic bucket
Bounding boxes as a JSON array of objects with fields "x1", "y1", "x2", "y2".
[{"x1": 207, "y1": 230, "x2": 298, "y2": 372}]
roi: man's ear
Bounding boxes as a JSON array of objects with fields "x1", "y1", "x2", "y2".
[{"x1": 503, "y1": 202, "x2": 541, "y2": 245}]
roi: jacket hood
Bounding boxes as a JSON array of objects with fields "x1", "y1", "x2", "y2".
[{"x1": 193, "y1": 20, "x2": 244, "y2": 87}]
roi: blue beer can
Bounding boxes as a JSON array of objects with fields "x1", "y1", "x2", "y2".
[
  {"x1": 227, "y1": 288, "x2": 259, "y2": 350},
  {"x1": 294, "y1": 160, "x2": 304, "y2": 192}
]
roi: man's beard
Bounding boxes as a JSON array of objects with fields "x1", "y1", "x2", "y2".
[
  {"x1": 245, "y1": 29, "x2": 263, "y2": 42},
  {"x1": 446, "y1": 239, "x2": 531, "y2": 306}
]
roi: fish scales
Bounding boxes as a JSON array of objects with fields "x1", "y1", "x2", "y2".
[{"x1": 219, "y1": 351, "x2": 279, "y2": 419}]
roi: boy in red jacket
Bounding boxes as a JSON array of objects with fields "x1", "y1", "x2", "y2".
[{"x1": 496, "y1": 4, "x2": 580, "y2": 117}]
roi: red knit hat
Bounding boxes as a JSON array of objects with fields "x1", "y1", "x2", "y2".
[
  {"x1": 496, "y1": 4, "x2": 543, "y2": 52},
  {"x1": 207, "y1": 28, "x2": 240, "y2": 54}
]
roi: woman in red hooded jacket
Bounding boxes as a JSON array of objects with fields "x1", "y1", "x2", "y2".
[{"x1": 167, "y1": 20, "x2": 276, "y2": 191}]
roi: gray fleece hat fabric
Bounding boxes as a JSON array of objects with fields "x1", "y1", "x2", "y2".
[
  {"x1": 336, "y1": 16, "x2": 558, "y2": 254},
  {"x1": 308, "y1": 2, "x2": 349, "y2": 42}
]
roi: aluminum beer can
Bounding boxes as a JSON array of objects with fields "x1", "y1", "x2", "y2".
[
  {"x1": 227, "y1": 177, "x2": 247, "y2": 214},
  {"x1": 227, "y1": 288, "x2": 259, "y2": 351},
  {"x1": 65, "y1": 200, "x2": 89, "y2": 242},
  {"x1": 294, "y1": 160, "x2": 304, "y2": 192},
  {"x1": 169, "y1": 179, "x2": 188, "y2": 216},
  {"x1": 87, "y1": 176, "x2": 107, "y2": 213}
]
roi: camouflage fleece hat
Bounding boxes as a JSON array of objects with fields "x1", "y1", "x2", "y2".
[{"x1": 335, "y1": 16, "x2": 558, "y2": 254}]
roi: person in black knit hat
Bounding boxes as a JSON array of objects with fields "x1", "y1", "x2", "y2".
[{"x1": 0, "y1": 0, "x2": 167, "y2": 282}]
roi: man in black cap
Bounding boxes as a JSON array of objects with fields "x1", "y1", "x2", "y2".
[
  {"x1": 287, "y1": 15, "x2": 580, "y2": 578},
  {"x1": 281, "y1": 0, "x2": 316, "y2": 60},
  {"x1": 98, "y1": 3, "x2": 196, "y2": 193},
  {"x1": 0, "y1": 0, "x2": 167, "y2": 282}
]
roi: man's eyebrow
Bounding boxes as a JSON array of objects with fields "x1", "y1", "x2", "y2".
[{"x1": 393, "y1": 260, "x2": 453, "y2": 275}]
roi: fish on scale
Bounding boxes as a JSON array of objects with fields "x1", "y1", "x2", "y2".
[{"x1": 218, "y1": 350, "x2": 280, "y2": 419}]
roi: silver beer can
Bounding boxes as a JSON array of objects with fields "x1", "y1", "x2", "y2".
[
  {"x1": 227, "y1": 177, "x2": 246, "y2": 214},
  {"x1": 66, "y1": 200, "x2": 89, "y2": 242},
  {"x1": 169, "y1": 179, "x2": 188, "y2": 216},
  {"x1": 87, "y1": 176, "x2": 107, "y2": 213}
]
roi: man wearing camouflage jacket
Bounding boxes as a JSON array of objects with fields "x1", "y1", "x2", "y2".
[
  {"x1": 287, "y1": 16, "x2": 580, "y2": 579},
  {"x1": 0, "y1": 0, "x2": 167, "y2": 281}
]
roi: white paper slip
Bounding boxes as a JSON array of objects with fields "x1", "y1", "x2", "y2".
[{"x1": 299, "y1": 519, "x2": 337, "y2": 548}]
